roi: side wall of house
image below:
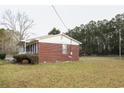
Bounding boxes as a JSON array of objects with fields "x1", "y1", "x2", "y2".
[{"x1": 38, "y1": 42, "x2": 79, "y2": 63}]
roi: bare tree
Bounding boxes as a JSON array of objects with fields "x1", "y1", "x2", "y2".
[{"x1": 1, "y1": 10, "x2": 34, "y2": 41}]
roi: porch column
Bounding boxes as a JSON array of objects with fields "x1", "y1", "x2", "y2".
[
  {"x1": 36, "y1": 43, "x2": 38, "y2": 53},
  {"x1": 32, "y1": 44, "x2": 34, "y2": 54},
  {"x1": 34, "y1": 43, "x2": 36, "y2": 54}
]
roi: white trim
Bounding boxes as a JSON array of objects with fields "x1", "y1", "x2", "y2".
[
  {"x1": 25, "y1": 34, "x2": 82, "y2": 45},
  {"x1": 39, "y1": 35, "x2": 79, "y2": 45},
  {"x1": 61, "y1": 34, "x2": 82, "y2": 44}
]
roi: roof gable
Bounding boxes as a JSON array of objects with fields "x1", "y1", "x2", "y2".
[
  {"x1": 61, "y1": 34, "x2": 81, "y2": 44},
  {"x1": 26, "y1": 34, "x2": 81, "y2": 45}
]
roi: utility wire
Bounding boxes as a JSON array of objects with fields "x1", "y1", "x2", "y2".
[
  {"x1": 51, "y1": 5, "x2": 69, "y2": 31},
  {"x1": 51, "y1": 5, "x2": 73, "y2": 62}
]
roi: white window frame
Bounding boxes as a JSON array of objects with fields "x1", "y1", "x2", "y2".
[{"x1": 62, "y1": 44, "x2": 68, "y2": 54}]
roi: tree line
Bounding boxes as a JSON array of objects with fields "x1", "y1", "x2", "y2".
[{"x1": 65, "y1": 13, "x2": 124, "y2": 56}]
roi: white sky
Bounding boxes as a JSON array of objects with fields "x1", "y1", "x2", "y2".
[{"x1": 0, "y1": 5, "x2": 124, "y2": 38}]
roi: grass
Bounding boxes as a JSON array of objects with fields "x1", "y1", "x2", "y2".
[
  {"x1": 0, "y1": 57, "x2": 124, "y2": 88},
  {"x1": 0, "y1": 60, "x2": 7, "y2": 65}
]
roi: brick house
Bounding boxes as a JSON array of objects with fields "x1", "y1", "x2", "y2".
[{"x1": 19, "y1": 34, "x2": 81, "y2": 63}]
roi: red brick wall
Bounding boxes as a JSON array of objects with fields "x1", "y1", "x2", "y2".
[{"x1": 38, "y1": 42, "x2": 79, "y2": 63}]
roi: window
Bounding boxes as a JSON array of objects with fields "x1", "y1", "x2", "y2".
[{"x1": 62, "y1": 44, "x2": 68, "y2": 54}]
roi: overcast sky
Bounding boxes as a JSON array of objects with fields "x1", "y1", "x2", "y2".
[{"x1": 0, "y1": 5, "x2": 124, "y2": 38}]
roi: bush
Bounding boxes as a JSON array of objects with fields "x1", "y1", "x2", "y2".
[
  {"x1": 0, "y1": 53, "x2": 6, "y2": 60},
  {"x1": 30, "y1": 55, "x2": 39, "y2": 64},
  {"x1": 13, "y1": 54, "x2": 39, "y2": 64}
]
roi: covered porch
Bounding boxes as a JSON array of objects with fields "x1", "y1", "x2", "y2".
[{"x1": 18, "y1": 40, "x2": 38, "y2": 54}]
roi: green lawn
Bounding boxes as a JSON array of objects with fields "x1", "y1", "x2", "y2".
[
  {"x1": 0, "y1": 60, "x2": 7, "y2": 65},
  {"x1": 0, "y1": 57, "x2": 124, "y2": 88}
]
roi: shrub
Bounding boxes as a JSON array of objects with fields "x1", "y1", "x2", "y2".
[
  {"x1": 30, "y1": 55, "x2": 39, "y2": 64},
  {"x1": 0, "y1": 53, "x2": 6, "y2": 60},
  {"x1": 13, "y1": 54, "x2": 39, "y2": 64}
]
